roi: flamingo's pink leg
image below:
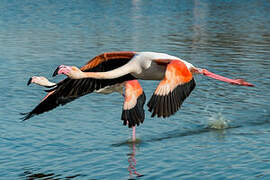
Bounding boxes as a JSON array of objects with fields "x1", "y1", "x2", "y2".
[{"x1": 132, "y1": 126, "x2": 136, "y2": 142}]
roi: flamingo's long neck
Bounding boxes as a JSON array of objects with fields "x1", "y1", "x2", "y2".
[
  {"x1": 82, "y1": 61, "x2": 138, "y2": 79},
  {"x1": 196, "y1": 68, "x2": 254, "y2": 87}
]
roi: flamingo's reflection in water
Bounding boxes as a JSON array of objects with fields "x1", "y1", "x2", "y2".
[{"x1": 127, "y1": 142, "x2": 143, "y2": 179}]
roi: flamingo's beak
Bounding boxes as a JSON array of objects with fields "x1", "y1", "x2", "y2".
[
  {"x1": 53, "y1": 66, "x2": 60, "y2": 77},
  {"x1": 27, "y1": 77, "x2": 32, "y2": 86}
]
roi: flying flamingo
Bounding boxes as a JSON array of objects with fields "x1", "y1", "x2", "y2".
[
  {"x1": 23, "y1": 51, "x2": 254, "y2": 141},
  {"x1": 25, "y1": 76, "x2": 145, "y2": 142}
]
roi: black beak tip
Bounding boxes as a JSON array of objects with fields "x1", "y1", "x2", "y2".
[
  {"x1": 27, "y1": 77, "x2": 32, "y2": 86},
  {"x1": 53, "y1": 67, "x2": 60, "y2": 77}
]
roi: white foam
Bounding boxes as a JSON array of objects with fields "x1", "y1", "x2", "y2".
[{"x1": 208, "y1": 112, "x2": 230, "y2": 130}]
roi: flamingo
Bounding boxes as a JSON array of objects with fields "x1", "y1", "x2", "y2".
[{"x1": 23, "y1": 51, "x2": 254, "y2": 141}]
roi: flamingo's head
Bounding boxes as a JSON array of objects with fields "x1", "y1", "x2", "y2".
[
  {"x1": 53, "y1": 65, "x2": 84, "y2": 79},
  {"x1": 27, "y1": 76, "x2": 55, "y2": 87}
]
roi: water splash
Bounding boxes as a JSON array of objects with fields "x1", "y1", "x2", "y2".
[{"x1": 208, "y1": 112, "x2": 230, "y2": 130}]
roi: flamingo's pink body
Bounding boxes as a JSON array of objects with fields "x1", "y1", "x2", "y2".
[{"x1": 23, "y1": 51, "x2": 254, "y2": 141}]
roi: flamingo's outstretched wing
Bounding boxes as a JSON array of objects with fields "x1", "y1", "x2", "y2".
[
  {"x1": 22, "y1": 52, "x2": 136, "y2": 120},
  {"x1": 121, "y1": 80, "x2": 145, "y2": 128},
  {"x1": 147, "y1": 60, "x2": 196, "y2": 118}
]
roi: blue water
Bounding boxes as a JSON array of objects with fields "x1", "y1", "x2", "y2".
[{"x1": 1, "y1": 0, "x2": 270, "y2": 179}]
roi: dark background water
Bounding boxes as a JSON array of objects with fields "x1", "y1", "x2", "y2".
[{"x1": 0, "y1": 0, "x2": 270, "y2": 179}]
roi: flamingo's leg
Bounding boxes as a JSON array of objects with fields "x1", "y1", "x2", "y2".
[{"x1": 132, "y1": 126, "x2": 136, "y2": 142}]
